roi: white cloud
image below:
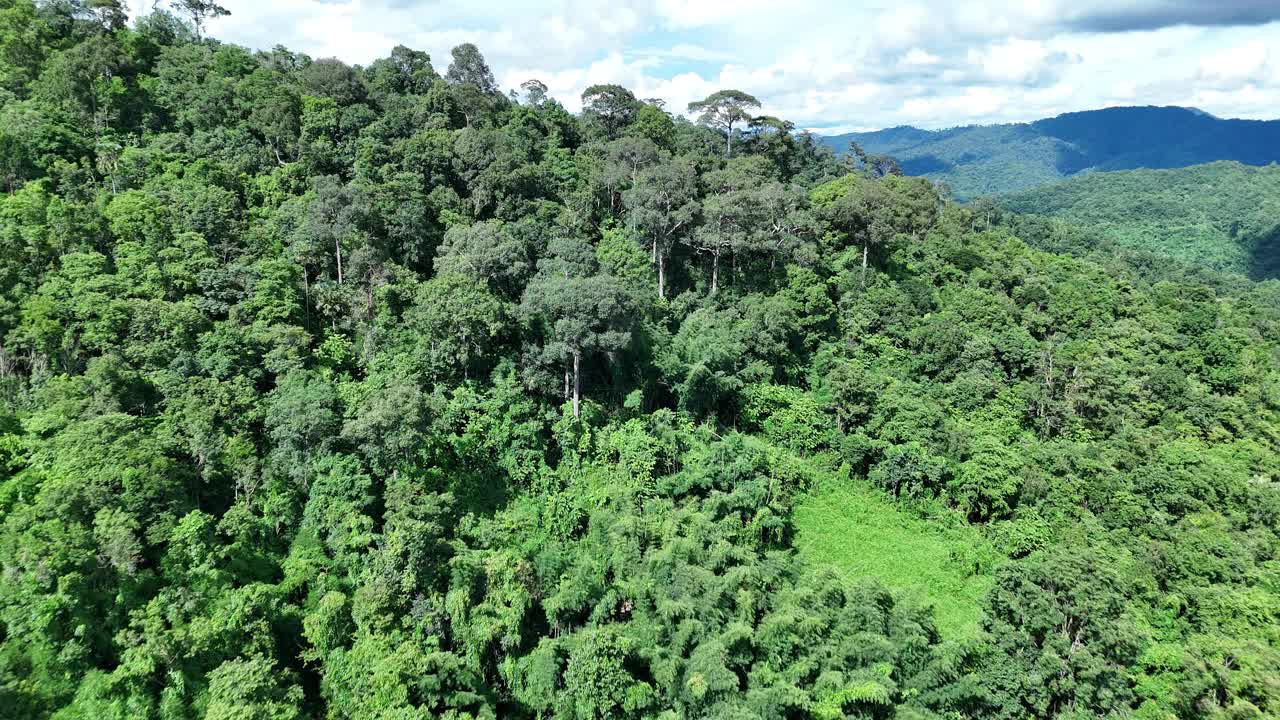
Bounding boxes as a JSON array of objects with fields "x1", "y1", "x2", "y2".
[
  {"x1": 902, "y1": 48, "x2": 942, "y2": 66},
  {"x1": 652, "y1": 0, "x2": 784, "y2": 29},
  {"x1": 872, "y1": 5, "x2": 936, "y2": 51},
  {"x1": 501, "y1": 52, "x2": 663, "y2": 113},
  {"x1": 970, "y1": 38, "x2": 1056, "y2": 84},
  {"x1": 1186, "y1": 84, "x2": 1280, "y2": 119},
  {"x1": 1199, "y1": 40, "x2": 1270, "y2": 86},
  {"x1": 633, "y1": 44, "x2": 738, "y2": 64},
  {"x1": 901, "y1": 86, "x2": 1011, "y2": 123},
  {"x1": 144, "y1": 0, "x2": 1280, "y2": 131}
]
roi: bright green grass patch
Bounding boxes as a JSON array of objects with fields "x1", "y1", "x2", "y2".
[{"x1": 794, "y1": 477, "x2": 996, "y2": 640}]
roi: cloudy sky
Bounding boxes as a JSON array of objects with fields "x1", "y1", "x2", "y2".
[{"x1": 131, "y1": 0, "x2": 1280, "y2": 133}]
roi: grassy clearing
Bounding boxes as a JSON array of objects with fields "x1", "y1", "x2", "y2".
[{"x1": 793, "y1": 476, "x2": 996, "y2": 640}]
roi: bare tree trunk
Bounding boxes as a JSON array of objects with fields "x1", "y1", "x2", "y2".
[
  {"x1": 860, "y1": 242, "x2": 868, "y2": 288},
  {"x1": 572, "y1": 350, "x2": 581, "y2": 418},
  {"x1": 711, "y1": 252, "x2": 720, "y2": 295},
  {"x1": 658, "y1": 252, "x2": 666, "y2": 300},
  {"x1": 336, "y1": 239, "x2": 344, "y2": 285}
]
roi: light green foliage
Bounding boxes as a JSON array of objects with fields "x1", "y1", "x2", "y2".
[
  {"x1": 950, "y1": 432, "x2": 1024, "y2": 522},
  {"x1": 204, "y1": 655, "x2": 305, "y2": 720},
  {"x1": 741, "y1": 383, "x2": 829, "y2": 455},
  {"x1": 594, "y1": 222, "x2": 652, "y2": 292},
  {"x1": 562, "y1": 627, "x2": 654, "y2": 719},
  {"x1": 0, "y1": 15, "x2": 1277, "y2": 720},
  {"x1": 794, "y1": 476, "x2": 996, "y2": 639}
]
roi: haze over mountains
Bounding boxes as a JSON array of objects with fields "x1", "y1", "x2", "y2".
[{"x1": 821, "y1": 106, "x2": 1280, "y2": 200}]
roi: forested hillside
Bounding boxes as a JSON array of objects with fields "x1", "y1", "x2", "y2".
[
  {"x1": 2, "y1": 3, "x2": 1280, "y2": 720},
  {"x1": 998, "y1": 161, "x2": 1280, "y2": 279},
  {"x1": 822, "y1": 106, "x2": 1280, "y2": 199}
]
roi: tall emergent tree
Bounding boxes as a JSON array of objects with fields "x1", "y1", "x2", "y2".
[
  {"x1": 623, "y1": 160, "x2": 698, "y2": 299},
  {"x1": 581, "y1": 84, "x2": 640, "y2": 140},
  {"x1": 686, "y1": 159, "x2": 770, "y2": 294},
  {"x1": 445, "y1": 42, "x2": 497, "y2": 94},
  {"x1": 520, "y1": 78, "x2": 549, "y2": 106},
  {"x1": 87, "y1": 0, "x2": 129, "y2": 31},
  {"x1": 446, "y1": 42, "x2": 499, "y2": 125},
  {"x1": 522, "y1": 240, "x2": 636, "y2": 417},
  {"x1": 687, "y1": 89, "x2": 761, "y2": 158},
  {"x1": 172, "y1": 0, "x2": 230, "y2": 37},
  {"x1": 816, "y1": 177, "x2": 894, "y2": 286}
]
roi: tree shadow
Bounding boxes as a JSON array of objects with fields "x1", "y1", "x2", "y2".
[
  {"x1": 450, "y1": 464, "x2": 511, "y2": 518},
  {"x1": 1052, "y1": 143, "x2": 1093, "y2": 176},
  {"x1": 1247, "y1": 224, "x2": 1280, "y2": 281},
  {"x1": 901, "y1": 155, "x2": 951, "y2": 175}
]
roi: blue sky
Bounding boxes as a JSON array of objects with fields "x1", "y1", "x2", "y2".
[{"x1": 130, "y1": 0, "x2": 1280, "y2": 133}]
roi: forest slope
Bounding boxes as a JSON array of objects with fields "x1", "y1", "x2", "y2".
[
  {"x1": 0, "y1": 3, "x2": 1278, "y2": 720},
  {"x1": 997, "y1": 161, "x2": 1280, "y2": 278}
]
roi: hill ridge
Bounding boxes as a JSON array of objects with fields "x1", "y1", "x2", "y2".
[{"x1": 821, "y1": 105, "x2": 1280, "y2": 199}]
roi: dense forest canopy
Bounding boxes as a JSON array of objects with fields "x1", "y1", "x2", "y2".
[
  {"x1": 1, "y1": 2, "x2": 1279, "y2": 720},
  {"x1": 822, "y1": 106, "x2": 1280, "y2": 199},
  {"x1": 996, "y1": 161, "x2": 1280, "y2": 280}
]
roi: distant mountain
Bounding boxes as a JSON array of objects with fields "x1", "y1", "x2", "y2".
[
  {"x1": 821, "y1": 106, "x2": 1280, "y2": 199},
  {"x1": 997, "y1": 160, "x2": 1280, "y2": 279}
]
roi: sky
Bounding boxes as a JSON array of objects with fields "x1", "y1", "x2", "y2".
[{"x1": 129, "y1": 0, "x2": 1280, "y2": 134}]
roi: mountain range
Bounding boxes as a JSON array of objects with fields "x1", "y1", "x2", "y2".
[{"x1": 820, "y1": 106, "x2": 1280, "y2": 199}]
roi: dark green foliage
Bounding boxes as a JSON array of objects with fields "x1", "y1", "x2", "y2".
[
  {"x1": 581, "y1": 84, "x2": 639, "y2": 140},
  {"x1": 686, "y1": 89, "x2": 760, "y2": 158},
  {"x1": 0, "y1": 10, "x2": 1277, "y2": 720}
]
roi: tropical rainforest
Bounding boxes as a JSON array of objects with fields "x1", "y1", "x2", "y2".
[
  {"x1": 1, "y1": 3, "x2": 1279, "y2": 720},
  {"x1": 822, "y1": 106, "x2": 1280, "y2": 199},
  {"x1": 997, "y1": 161, "x2": 1280, "y2": 280}
]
